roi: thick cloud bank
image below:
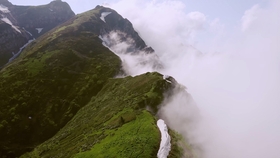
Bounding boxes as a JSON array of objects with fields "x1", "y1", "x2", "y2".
[{"x1": 104, "y1": 0, "x2": 280, "y2": 157}]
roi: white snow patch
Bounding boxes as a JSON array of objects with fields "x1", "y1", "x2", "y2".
[
  {"x1": 49, "y1": 8, "x2": 53, "y2": 12},
  {"x1": 23, "y1": 28, "x2": 33, "y2": 37},
  {"x1": 36, "y1": 28, "x2": 43, "y2": 34},
  {"x1": 163, "y1": 75, "x2": 172, "y2": 83},
  {"x1": 1, "y1": 17, "x2": 21, "y2": 33},
  {"x1": 8, "y1": 39, "x2": 35, "y2": 64},
  {"x1": 0, "y1": 4, "x2": 10, "y2": 13},
  {"x1": 165, "y1": 80, "x2": 172, "y2": 84},
  {"x1": 157, "y1": 119, "x2": 171, "y2": 158},
  {"x1": 100, "y1": 12, "x2": 111, "y2": 23}
]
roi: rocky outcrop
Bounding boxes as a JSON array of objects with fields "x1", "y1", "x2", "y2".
[
  {"x1": 0, "y1": 0, "x2": 75, "y2": 67},
  {"x1": 12, "y1": 0, "x2": 75, "y2": 38},
  {"x1": 0, "y1": 21, "x2": 30, "y2": 68},
  {"x1": 64, "y1": 5, "x2": 154, "y2": 54},
  {"x1": 0, "y1": 0, "x2": 12, "y2": 7}
]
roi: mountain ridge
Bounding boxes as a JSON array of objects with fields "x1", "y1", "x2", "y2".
[{"x1": 0, "y1": 2, "x2": 193, "y2": 158}]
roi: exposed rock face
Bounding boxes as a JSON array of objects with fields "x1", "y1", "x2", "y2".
[
  {"x1": 12, "y1": 0, "x2": 75, "y2": 38},
  {"x1": 0, "y1": 0, "x2": 12, "y2": 7},
  {"x1": 0, "y1": 0, "x2": 75, "y2": 67},
  {"x1": 68, "y1": 5, "x2": 154, "y2": 54},
  {"x1": 0, "y1": 21, "x2": 28, "y2": 67}
]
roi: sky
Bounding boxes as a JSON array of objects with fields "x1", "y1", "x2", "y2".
[
  {"x1": 5, "y1": 0, "x2": 280, "y2": 158},
  {"x1": 8, "y1": 0, "x2": 269, "y2": 52},
  {"x1": 8, "y1": 0, "x2": 267, "y2": 26}
]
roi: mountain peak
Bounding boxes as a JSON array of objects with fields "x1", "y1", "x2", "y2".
[
  {"x1": 49, "y1": 0, "x2": 72, "y2": 8},
  {"x1": 95, "y1": 6, "x2": 154, "y2": 53},
  {"x1": 0, "y1": 0, "x2": 75, "y2": 67},
  {"x1": 0, "y1": 0, "x2": 12, "y2": 6}
]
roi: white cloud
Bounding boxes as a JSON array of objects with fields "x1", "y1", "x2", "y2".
[
  {"x1": 241, "y1": 4, "x2": 260, "y2": 31},
  {"x1": 107, "y1": 0, "x2": 207, "y2": 55},
  {"x1": 209, "y1": 18, "x2": 224, "y2": 32},
  {"x1": 103, "y1": 0, "x2": 280, "y2": 157},
  {"x1": 187, "y1": 11, "x2": 206, "y2": 30}
]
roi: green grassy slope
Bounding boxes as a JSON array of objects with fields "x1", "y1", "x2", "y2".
[
  {"x1": 0, "y1": 4, "x2": 195, "y2": 157},
  {"x1": 0, "y1": 6, "x2": 121, "y2": 157},
  {"x1": 21, "y1": 72, "x2": 172, "y2": 158}
]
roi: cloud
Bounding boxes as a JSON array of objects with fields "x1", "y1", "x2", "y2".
[
  {"x1": 107, "y1": 0, "x2": 207, "y2": 54},
  {"x1": 209, "y1": 18, "x2": 224, "y2": 33},
  {"x1": 241, "y1": 4, "x2": 260, "y2": 31},
  {"x1": 103, "y1": 0, "x2": 280, "y2": 157},
  {"x1": 99, "y1": 31, "x2": 162, "y2": 76}
]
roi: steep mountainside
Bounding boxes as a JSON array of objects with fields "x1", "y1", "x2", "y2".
[
  {"x1": 0, "y1": 20, "x2": 29, "y2": 67},
  {"x1": 0, "y1": 4, "x2": 168, "y2": 157},
  {"x1": 0, "y1": 3, "x2": 193, "y2": 158},
  {"x1": 0, "y1": 0, "x2": 75, "y2": 67},
  {"x1": 12, "y1": 0, "x2": 75, "y2": 38}
]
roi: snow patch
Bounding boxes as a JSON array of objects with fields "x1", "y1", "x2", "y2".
[
  {"x1": 157, "y1": 119, "x2": 171, "y2": 158},
  {"x1": 49, "y1": 8, "x2": 53, "y2": 12},
  {"x1": 8, "y1": 39, "x2": 35, "y2": 64},
  {"x1": 100, "y1": 12, "x2": 111, "y2": 23},
  {"x1": 23, "y1": 28, "x2": 33, "y2": 37},
  {"x1": 1, "y1": 17, "x2": 21, "y2": 33},
  {"x1": 0, "y1": 4, "x2": 10, "y2": 13},
  {"x1": 163, "y1": 75, "x2": 172, "y2": 83},
  {"x1": 36, "y1": 28, "x2": 43, "y2": 34}
]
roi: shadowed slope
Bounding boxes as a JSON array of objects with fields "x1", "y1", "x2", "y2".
[{"x1": 0, "y1": 0, "x2": 75, "y2": 67}]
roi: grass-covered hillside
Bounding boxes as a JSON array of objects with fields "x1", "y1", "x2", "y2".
[
  {"x1": 21, "y1": 72, "x2": 172, "y2": 158},
  {"x1": 0, "y1": 3, "x2": 193, "y2": 157},
  {"x1": 0, "y1": 5, "x2": 122, "y2": 157}
]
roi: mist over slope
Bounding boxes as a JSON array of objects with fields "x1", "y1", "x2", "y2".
[{"x1": 104, "y1": 0, "x2": 280, "y2": 157}]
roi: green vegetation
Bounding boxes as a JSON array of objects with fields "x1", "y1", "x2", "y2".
[
  {"x1": 21, "y1": 72, "x2": 172, "y2": 158},
  {"x1": 0, "y1": 4, "x2": 195, "y2": 157},
  {"x1": 0, "y1": 6, "x2": 121, "y2": 157},
  {"x1": 74, "y1": 111, "x2": 159, "y2": 158}
]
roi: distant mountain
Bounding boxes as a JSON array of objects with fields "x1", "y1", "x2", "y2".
[
  {"x1": 0, "y1": 0, "x2": 75, "y2": 67},
  {"x1": 0, "y1": 2, "x2": 193, "y2": 158}
]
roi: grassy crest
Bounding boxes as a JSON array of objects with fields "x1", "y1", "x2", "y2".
[{"x1": 21, "y1": 72, "x2": 172, "y2": 158}]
